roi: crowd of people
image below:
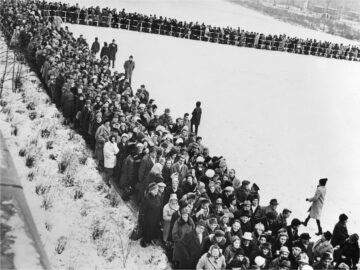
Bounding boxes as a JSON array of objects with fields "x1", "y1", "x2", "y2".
[
  {"x1": 31, "y1": 1, "x2": 360, "y2": 62},
  {"x1": 1, "y1": 1, "x2": 359, "y2": 270}
]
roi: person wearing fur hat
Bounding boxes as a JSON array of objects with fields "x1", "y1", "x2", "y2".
[
  {"x1": 335, "y1": 233, "x2": 359, "y2": 268},
  {"x1": 303, "y1": 178, "x2": 328, "y2": 236},
  {"x1": 331, "y1": 214, "x2": 349, "y2": 248},
  {"x1": 172, "y1": 206, "x2": 195, "y2": 268},
  {"x1": 140, "y1": 182, "x2": 162, "y2": 247},
  {"x1": 224, "y1": 235, "x2": 242, "y2": 264},
  {"x1": 312, "y1": 231, "x2": 334, "y2": 261},
  {"x1": 312, "y1": 252, "x2": 334, "y2": 269},
  {"x1": 196, "y1": 244, "x2": 226, "y2": 270},
  {"x1": 163, "y1": 193, "x2": 179, "y2": 242},
  {"x1": 202, "y1": 230, "x2": 228, "y2": 255}
]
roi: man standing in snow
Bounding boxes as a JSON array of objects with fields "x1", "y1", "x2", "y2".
[
  {"x1": 109, "y1": 39, "x2": 118, "y2": 68},
  {"x1": 303, "y1": 178, "x2": 328, "y2": 236},
  {"x1": 191, "y1": 101, "x2": 202, "y2": 135},
  {"x1": 91, "y1": 37, "x2": 100, "y2": 55},
  {"x1": 123, "y1": 55, "x2": 135, "y2": 85}
]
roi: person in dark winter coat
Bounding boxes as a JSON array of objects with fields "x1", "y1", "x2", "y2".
[
  {"x1": 172, "y1": 207, "x2": 195, "y2": 268},
  {"x1": 140, "y1": 182, "x2": 162, "y2": 246},
  {"x1": 109, "y1": 39, "x2": 118, "y2": 68},
  {"x1": 100, "y1": 42, "x2": 110, "y2": 60},
  {"x1": 119, "y1": 147, "x2": 137, "y2": 189},
  {"x1": 335, "y1": 234, "x2": 359, "y2": 268},
  {"x1": 123, "y1": 55, "x2": 135, "y2": 84},
  {"x1": 91, "y1": 37, "x2": 100, "y2": 54},
  {"x1": 235, "y1": 180, "x2": 251, "y2": 203},
  {"x1": 61, "y1": 88, "x2": 75, "y2": 121},
  {"x1": 202, "y1": 230, "x2": 228, "y2": 255},
  {"x1": 162, "y1": 174, "x2": 183, "y2": 207},
  {"x1": 137, "y1": 147, "x2": 156, "y2": 201},
  {"x1": 331, "y1": 214, "x2": 349, "y2": 248},
  {"x1": 178, "y1": 220, "x2": 208, "y2": 269},
  {"x1": 191, "y1": 101, "x2": 202, "y2": 135},
  {"x1": 286, "y1": 218, "x2": 301, "y2": 247},
  {"x1": 313, "y1": 252, "x2": 334, "y2": 270}
]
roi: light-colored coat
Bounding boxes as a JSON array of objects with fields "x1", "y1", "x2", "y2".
[
  {"x1": 103, "y1": 141, "x2": 119, "y2": 168},
  {"x1": 196, "y1": 253, "x2": 226, "y2": 270},
  {"x1": 312, "y1": 239, "x2": 333, "y2": 260},
  {"x1": 308, "y1": 186, "x2": 326, "y2": 219}
]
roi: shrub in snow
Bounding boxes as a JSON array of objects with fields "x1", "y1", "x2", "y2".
[
  {"x1": 35, "y1": 183, "x2": 51, "y2": 195},
  {"x1": 41, "y1": 195, "x2": 53, "y2": 211},
  {"x1": 45, "y1": 221, "x2": 52, "y2": 232},
  {"x1": 18, "y1": 148, "x2": 26, "y2": 157},
  {"x1": 29, "y1": 111, "x2": 37, "y2": 120},
  {"x1": 91, "y1": 219, "x2": 106, "y2": 241},
  {"x1": 46, "y1": 141, "x2": 53, "y2": 150},
  {"x1": 61, "y1": 174, "x2": 75, "y2": 187},
  {"x1": 27, "y1": 171, "x2": 34, "y2": 182},
  {"x1": 49, "y1": 153, "x2": 57, "y2": 160},
  {"x1": 74, "y1": 189, "x2": 84, "y2": 200},
  {"x1": 25, "y1": 154, "x2": 35, "y2": 168},
  {"x1": 55, "y1": 236, "x2": 67, "y2": 254},
  {"x1": 41, "y1": 128, "x2": 51, "y2": 138},
  {"x1": 10, "y1": 124, "x2": 18, "y2": 136},
  {"x1": 26, "y1": 101, "x2": 36, "y2": 111}
]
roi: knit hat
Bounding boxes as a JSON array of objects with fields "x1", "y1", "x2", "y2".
[
  {"x1": 260, "y1": 242, "x2": 272, "y2": 251},
  {"x1": 196, "y1": 156, "x2": 205, "y2": 163},
  {"x1": 319, "y1": 178, "x2": 328, "y2": 185}
]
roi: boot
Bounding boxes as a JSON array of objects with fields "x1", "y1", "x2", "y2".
[
  {"x1": 302, "y1": 216, "x2": 310, "y2": 227},
  {"x1": 315, "y1": 220, "x2": 323, "y2": 235}
]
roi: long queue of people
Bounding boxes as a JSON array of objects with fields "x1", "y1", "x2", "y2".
[
  {"x1": 1, "y1": 1, "x2": 359, "y2": 270},
  {"x1": 32, "y1": 1, "x2": 360, "y2": 62}
]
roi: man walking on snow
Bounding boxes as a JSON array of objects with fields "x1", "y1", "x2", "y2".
[
  {"x1": 124, "y1": 55, "x2": 135, "y2": 85},
  {"x1": 91, "y1": 37, "x2": 100, "y2": 55},
  {"x1": 303, "y1": 178, "x2": 328, "y2": 236},
  {"x1": 191, "y1": 101, "x2": 202, "y2": 135},
  {"x1": 109, "y1": 39, "x2": 118, "y2": 68}
]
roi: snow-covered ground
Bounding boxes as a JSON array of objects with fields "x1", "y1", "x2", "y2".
[
  {"x1": 65, "y1": 0, "x2": 360, "y2": 235},
  {"x1": 0, "y1": 37, "x2": 168, "y2": 269}
]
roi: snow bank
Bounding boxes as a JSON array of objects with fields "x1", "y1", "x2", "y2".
[{"x1": 0, "y1": 36, "x2": 168, "y2": 269}]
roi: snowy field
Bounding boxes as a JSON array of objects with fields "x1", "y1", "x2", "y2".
[{"x1": 65, "y1": 0, "x2": 360, "y2": 235}]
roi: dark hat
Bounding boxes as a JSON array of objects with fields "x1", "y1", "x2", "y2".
[
  {"x1": 323, "y1": 231, "x2": 332, "y2": 241},
  {"x1": 283, "y1": 208, "x2": 292, "y2": 214},
  {"x1": 178, "y1": 198, "x2": 188, "y2": 209},
  {"x1": 240, "y1": 210, "x2": 251, "y2": 217},
  {"x1": 242, "y1": 200, "x2": 251, "y2": 206},
  {"x1": 321, "y1": 252, "x2": 333, "y2": 260},
  {"x1": 300, "y1": 233, "x2": 311, "y2": 240},
  {"x1": 291, "y1": 218, "x2": 302, "y2": 227},
  {"x1": 214, "y1": 230, "x2": 225, "y2": 237},
  {"x1": 198, "y1": 197, "x2": 211, "y2": 205},
  {"x1": 235, "y1": 249, "x2": 245, "y2": 257},
  {"x1": 186, "y1": 192, "x2": 196, "y2": 201},
  {"x1": 339, "y1": 213, "x2": 349, "y2": 222},
  {"x1": 349, "y1": 233, "x2": 359, "y2": 243},
  {"x1": 242, "y1": 180, "x2": 250, "y2": 186},
  {"x1": 292, "y1": 241, "x2": 303, "y2": 250},
  {"x1": 270, "y1": 199, "x2": 279, "y2": 205},
  {"x1": 252, "y1": 183, "x2": 260, "y2": 191},
  {"x1": 279, "y1": 259, "x2": 291, "y2": 269},
  {"x1": 260, "y1": 242, "x2": 272, "y2": 250},
  {"x1": 208, "y1": 217, "x2": 218, "y2": 225},
  {"x1": 319, "y1": 178, "x2": 328, "y2": 185},
  {"x1": 266, "y1": 212, "x2": 277, "y2": 220},
  {"x1": 249, "y1": 194, "x2": 259, "y2": 202},
  {"x1": 196, "y1": 220, "x2": 207, "y2": 228}
]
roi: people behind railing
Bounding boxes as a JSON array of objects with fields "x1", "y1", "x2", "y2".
[
  {"x1": 1, "y1": 1, "x2": 359, "y2": 270},
  {"x1": 35, "y1": 0, "x2": 360, "y2": 61}
]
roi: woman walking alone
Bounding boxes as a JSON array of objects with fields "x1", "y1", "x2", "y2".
[{"x1": 303, "y1": 178, "x2": 328, "y2": 235}]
